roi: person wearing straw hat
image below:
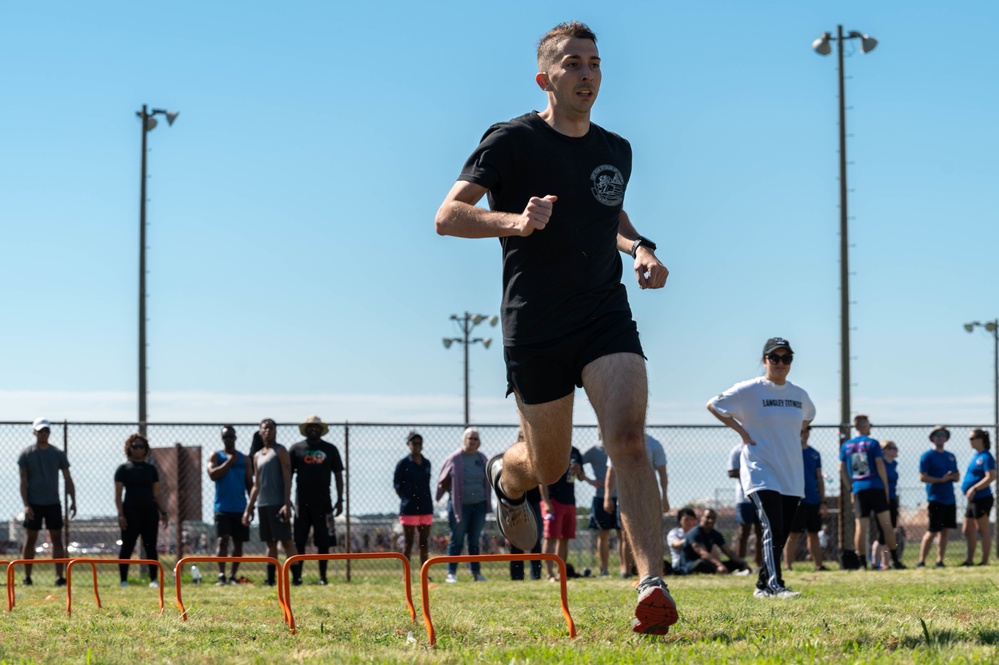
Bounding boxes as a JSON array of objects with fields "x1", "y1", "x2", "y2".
[
  {"x1": 916, "y1": 426, "x2": 960, "y2": 568},
  {"x1": 289, "y1": 416, "x2": 343, "y2": 586}
]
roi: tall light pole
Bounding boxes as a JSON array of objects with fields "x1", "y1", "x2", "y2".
[
  {"x1": 812, "y1": 26, "x2": 878, "y2": 561},
  {"x1": 963, "y1": 319, "x2": 999, "y2": 557},
  {"x1": 812, "y1": 26, "x2": 878, "y2": 438},
  {"x1": 137, "y1": 105, "x2": 179, "y2": 435},
  {"x1": 443, "y1": 312, "x2": 498, "y2": 425}
]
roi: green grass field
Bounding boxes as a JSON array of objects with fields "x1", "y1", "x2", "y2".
[{"x1": 2, "y1": 561, "x2": 998, "y2": 664}]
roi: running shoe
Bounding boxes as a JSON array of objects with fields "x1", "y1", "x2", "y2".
[
  {"x1": 753, "y1": 588, "x2": 772, "y2": 599},
  {"x1": 891, "y1": 560, "x2": 907, "y2": 570},
  {"x1": 445, "y1": 574, "x2": 458, "y2": 584},
  {"x1": 54, "y1": 577, "x2": 66, "y2": 587},
  {"x1": 935, "y1": 561, "x2": 945, "y2": 568},
  {"x1": 486, "y1": 454, "x2": 538, "y2": 551},
  {"x1": 149, "y1": 580, "x2": 159, "y2": 588},
  {"x1": 632, "y1": 575, "x2": 678, "y2": 635},
  {"x1": 473, "y1": 573, "x2": 487, "y2": 582},
  {"x1": 120, "y1": 581, "x2": 129, "y2": 588},
  {"x1": 772, "y1": 587, "x2": 801, "y2": 599},
  {"x1": 216, "y1": 573, "x2": 228, "y2": 586},
  {"x1": 22, "y1": 578, "x2": 32, "y2": 587}
]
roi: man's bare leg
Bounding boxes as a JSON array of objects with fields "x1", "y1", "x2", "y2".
[
  {"x1": 806, "y1": 532, "x2": 823, "y2": 568},
  {"x1": 502, "y1": 393, "x2": 575, "y2": 496},
  {"x1": 583, "y1": 352, "x2": 677, "y2": 634},
  {"x1": 596, "y1": 529, "x2": 610, "y2": 574}
]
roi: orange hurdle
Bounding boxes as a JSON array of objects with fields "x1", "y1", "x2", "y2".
[
  {"x1": 66, "y1": 558, "x2": 165, "y2": 616},
  {"x1": 174, "y1": 556, "x2": 288, "y2": 624},
  {"x1": 280, "y1": 552, "x2": 417, "y2": 634},
  {"x1": 420, "y1": 553, "x2": 577, "y2": 646},
  {"x1": 6, "y1": 558, "x2": 78, "y2": 611}
]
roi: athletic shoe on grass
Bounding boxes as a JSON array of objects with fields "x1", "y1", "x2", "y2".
[
  {"x1": 149, "y1": 580, "x2": 159, "y2": 589},
  {"x1": 473, "y1": 574, "x2": 487, "y2": 582},
  {"x1": 486, "y1": 454, "x2": 538, "y2": 551},
  {"x1": 445, "y1": 574, "x2": 458, "y2": 584},
  {"x1": 120, "y1": 581, "x2": 129, "y2": 588},
  {"x1": 772, "y1": 587, "x2": 800, "y2": 599},
  {"x1": 54, "y1": 578, "x2": 66, "y2": 587},
  {"x1": 216, "y1": 573, "x2": 228, "y2": 586},
  {"x1": 753, "y1": 588, "x2": 772, "y2": 599},
  {"x1": 632, "y1": 575, "x2": 678, "y2": 635}
]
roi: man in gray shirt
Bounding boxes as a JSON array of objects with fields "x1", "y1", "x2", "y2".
[
  {"x1": 19, "y1": 418, "x2": 76, "y2": 586},
  {"x1": 242, "y1": 418, "x2": 297, "y2": 586}
]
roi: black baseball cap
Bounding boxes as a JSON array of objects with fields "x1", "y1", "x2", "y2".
[{"x1": 763, "y1": 337, "x2": 794, "y2": 355}]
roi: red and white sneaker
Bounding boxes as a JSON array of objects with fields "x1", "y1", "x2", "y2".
[{"x1": 633, "y1": 576, "x2": 678, "y2": 635}]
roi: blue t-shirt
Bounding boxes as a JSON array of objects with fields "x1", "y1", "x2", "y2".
[
  {"x1": 213, "y1": 450, "x2": 248, "y2": 514},
  {"x1": 840, "y1": 435, "x2": 884, "y2": 492},
  {"x1": 801, "y1": 446, "x2": 822, "y2": 505},
  {"x1": 961, "y1": 450, "x2": 996, "y2": 500},
  {"x1": 920, "y1": 448, "x2": 959, "y2": 505},
  {"x1": 884, "y1": 459, "x2": 899, "y2": 501}
]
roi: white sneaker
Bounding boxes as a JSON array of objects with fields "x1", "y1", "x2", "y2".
[
  {"x1": 772, "y1": 586, "x2": 800, "y2": 599},
  {"x1": 473, "y1": 573, "x2": 487, "y2": 582},
  {"x1": 734, "y1": 568, "x2": 751, "y2": 576},
  {"x1": 487, "y1": 454, "x2": 539, "y2": 551},
  {"x1": 120, "y1": 581, "x2": 129, "y2": 588},
  {"x1": 445, "y1": 574, "x2": 458, "y2": 584},
  {"x1": 753, "y1": 588, "x2": 772, "y2": 599},
  {"x1": 149, "y1": 580, "x2": 159, "y2": 588}
]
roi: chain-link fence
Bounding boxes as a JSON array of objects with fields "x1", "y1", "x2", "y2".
[{"x1": 2, "y1": 421, "x2": 995, "y2": 583}]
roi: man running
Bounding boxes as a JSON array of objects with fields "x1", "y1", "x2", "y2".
[{"x1": 434, "y1": 21, "x2": 675, "y2": 634}]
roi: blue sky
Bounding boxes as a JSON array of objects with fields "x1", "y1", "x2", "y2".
[{"x1": 2, "y1": 1, "x2": 997, "y2": 426}]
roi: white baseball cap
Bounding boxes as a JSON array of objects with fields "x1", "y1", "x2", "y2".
[{"x1": 33, "y1": 418, "x2": 52, "y2": 431}]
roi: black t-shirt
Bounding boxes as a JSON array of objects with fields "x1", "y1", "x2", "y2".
[
  {"x1": 681, "y1": 526, "x2": 726, "y2": 565},
  {"x1": 289, "y1": 439, "x2": 344, "y2": 508},
  {"x1": 394, "y1": 454, "x2": 434, "y2": 515},
  {"x1": 546, "y1": 446, "x2": 583, "y2": 505},
  {"x1": 459, "y1": 111, "x2": 633, "y2": 345},
  {"x1": 114, "y1": 461, "x2": 159, "y2": 510}
]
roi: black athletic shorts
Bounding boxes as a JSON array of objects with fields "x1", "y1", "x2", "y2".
[
  {"x1": 855, "y1": 488, "x2": 889, "y2": 518},
  {"x1": 504, "y1": 311, "x2": 645, "y2": 405},
  {"x1": 927, "y1": 501, "x2": 957, "y2": 532},
  {"x1": 965, "y1": 495, "x2": 994, "y2": 520},
  {"x1": 789, "y1": 501, "x2": 822, "y2": 533},
  {"x1": 258, "y1": 505, "x2": 292, "y2": 542},
  {"x1": 215, "y1": 512, "x2": 250, "y2": 542},
  {"x1": 588, "y1": 496, "x2": 618, "y2": 531},
  {"x1": 23, "y1": 503, "x2": 63, "y2": 531}
]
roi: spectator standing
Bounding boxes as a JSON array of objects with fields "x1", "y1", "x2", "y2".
[
  {"x1": 114, "y1": 433, "x2": 168, "y2": 587},
  {"x1": 707, "y1": 337, "x2": 815, "y2": 599},
  {"x1": 288, "y1": 416, "x2": 344, "y2": 586},
  {"x1": 507, "y1": 431, "x2": 543, "y2": 581},
  {"x1": 243, "y1": 418, "x2": 297, "y2": 586},
  {"x1": 666, "y1": 508, "x2": 697, "y2": 573},
  {"x1": 207, "y1": 425, "x2": 252, "y2": 585},
  {"x1": 540, "y1": 445, "x2": 584, "y2": 582},
  {"x1": 728, "y1": 443, "x2": 763, "y2": 571},
  {"x1": 917, "y1": 426, "x2": 960, "y2": 568},
  {"x1": 434, "y1": 20, "x2": 677, "y2": 634},
  {"x1": 436, "y1": 427, "x2": 491, "y2": 583},
  {"x1": 19, "y1": 418, "x2": 76, "y2": 587},
  {"x1": 871, "y1": 440, "x2": 900, "y2": 569},
  {"x1": 961, "y1": 428, "x2": 996, "y2": 566},
  {"x1": 679, "y1": 509, "x2": 749, "y2": 575},
  {"x1": 581, "y1": 439, "x2": 617, "y2": 577},
  {"x1": 783, "y1": 425, "x2": 827, "y2": 571},
  {"x1": 840, "y1": 415, "x2": 905, "y2": 569},
  {"x1": 394, "y1": 431, "x2": 434, "y2": 569}
]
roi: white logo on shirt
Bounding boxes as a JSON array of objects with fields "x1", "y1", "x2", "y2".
[{"x1": 590, "y1": 165, "x2": 625, "y2": 206}]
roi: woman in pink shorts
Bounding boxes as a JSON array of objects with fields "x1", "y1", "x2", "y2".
[{"x1": 394, "y1": 431, "x2": 434, "y2": 567}]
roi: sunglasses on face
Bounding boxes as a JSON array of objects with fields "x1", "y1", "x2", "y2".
[
  {"x1": 884, "y1": 446, "x2": 897, "y2": 451},
  {"x1": 766, "y1": 353, "x2": 793, "y2": 365},
  {"x1": 131, "y1": 443, "x2": 148, "y2": 450},
  {"x1": 410, "y1": 440, "x2": 423, "y2": 446}
]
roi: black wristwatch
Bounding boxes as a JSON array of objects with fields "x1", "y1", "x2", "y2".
[{"x1": 630, "y1": 236, "x2": 657, "y2": 257}]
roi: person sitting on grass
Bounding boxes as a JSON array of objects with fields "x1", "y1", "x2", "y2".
[{"x1": 679, "y1": 509, "x2": 749, "y2": 575}]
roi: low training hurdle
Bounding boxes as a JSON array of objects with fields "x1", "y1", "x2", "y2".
[
  {"x1": 280, "y1": 552, "x2": 417, "y2": 635},
  {"x1": 174, "y1": 556, "x2": 288, "y2": 624},
  {"x1": 420, "y1": 553, "x2": 577, "y2": 646},
  {"x1": 7, "y1": 558, "x2": 77, "y2": 611},
  {"x1": 66, "y1": 558, "x2": 165, "y2": 616}
]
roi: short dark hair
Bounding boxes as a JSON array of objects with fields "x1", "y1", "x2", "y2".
[
  {"x1": 971, "y1": 428, "x2": 991, "y2": 447},
  {"x1": 537, "y1": 21, "x2": 597, "y2": 70},
  {"x1": 124, "y1": 433, "x2": 148, "y2": 457},
  {"x1": 677, "y1": 507, "x2": 696, "y2": 520}
]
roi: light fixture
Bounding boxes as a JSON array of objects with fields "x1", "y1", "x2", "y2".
[{"x1": 812, "y1": 32, "x2": 832, "y2": 56}]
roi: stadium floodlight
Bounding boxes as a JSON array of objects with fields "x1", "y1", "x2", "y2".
[
  {"x1": 812, "y1": 33, "x2": 832, "y2": 55},
  {"x1": 442, "y1": 338, "x2": 454, "y2": 349},
  {"x1": 444, "y1": 312, "x2": 498, "y2": 424},
  {"x1": 135, "y1": 104, "x2": 180, "y2": 436}
]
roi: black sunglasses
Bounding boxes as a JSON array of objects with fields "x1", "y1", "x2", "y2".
[
  {"x1": 766, "y1": 353, "x2": 794, "y2": 365},
  {"x1": 222, "y1": 435, "x2": 236, "y2": 440}
]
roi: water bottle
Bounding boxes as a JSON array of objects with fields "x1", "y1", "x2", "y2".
[{"x1": 191, "y1": 565, "x2": 202, "y2": 584}]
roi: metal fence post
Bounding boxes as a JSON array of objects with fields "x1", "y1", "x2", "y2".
[{"x1": 345, "y1": 422, "x2": 351, "y2": 583}]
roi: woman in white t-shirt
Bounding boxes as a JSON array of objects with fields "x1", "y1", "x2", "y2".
[{"x1": 707, "y1": 337, "x2": 815, "y2": 599}]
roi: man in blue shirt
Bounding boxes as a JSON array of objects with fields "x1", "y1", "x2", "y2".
[
  {"x1": 784, "y1": 426, "x2": 827, "y2": 571},
  {"x1": 839, "y1": 415, "x2": 905, "y2": 569},
  {"x1": 207, "y1": 425, "x2": 252, "y2": 585},
  {"x1": 917, "y1": 426, "x2": 960, "y2": 568}
]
